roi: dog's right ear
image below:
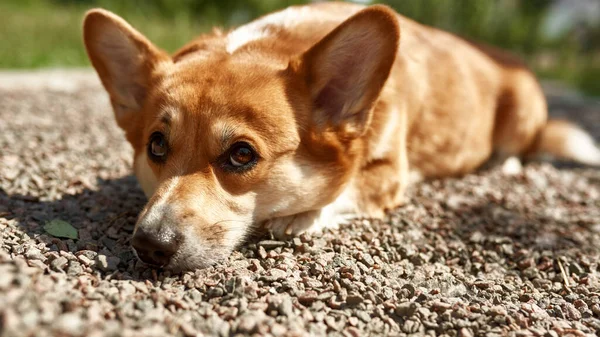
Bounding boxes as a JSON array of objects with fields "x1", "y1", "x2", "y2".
[
  {"x1": 83, "y1": 9, "x2": 170, "y2": 130},
  {"x1": 297, "y1": 5, "x2": 399, "y2": 139}
]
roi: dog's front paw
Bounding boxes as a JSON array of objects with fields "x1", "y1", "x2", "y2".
[{"x1": 264, "y1": 210, "x2": 326, "y2": 239}]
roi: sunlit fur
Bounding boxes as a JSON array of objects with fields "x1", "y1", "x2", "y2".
[{"x1": 84, "y1": 2, "x2": 599, "y2": 270}]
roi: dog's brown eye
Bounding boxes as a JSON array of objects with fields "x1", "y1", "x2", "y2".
[
  {"x1": 148, "y1": 132, "x2": 168, "y2": 162},
  {"x1": 229, "y1": 143, "x2": 255, "y2": 167},
  {"x1": 219, "y1": 142, "x2": 258, "y2": 173}
]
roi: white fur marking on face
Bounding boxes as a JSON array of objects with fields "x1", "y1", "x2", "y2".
[
  {"x1": 134, "y1": 152, "x2": 158, "y2": 197},
  {"x1": 155, "y1": 176, "x2": 179, "y2": 206},
  {"x1": 564, "y1": 127, "x2": 600, "y2": 166},
  {"x1": 256, "y1": 158, "x2": 317, "y2": 219},
  {"x1": 221, "y1": 212, "x2": 254, "y2": 248},
  {"x1": 141, "y1": 176, "x2": 179, "y2": 228}
]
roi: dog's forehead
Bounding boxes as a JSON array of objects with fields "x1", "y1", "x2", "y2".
[
  {"x1": 146, "y1": 58, "x2": 302, "y2": 154},
  {"x1": 152, "y1": 61, "x2": 298, "y2": 132},
  {"x1": 156, "y1": 58, "x2": 293, "y2": 118},
  {"x1": 168, "y1": 55, "x2": 285, "y2": 88}
]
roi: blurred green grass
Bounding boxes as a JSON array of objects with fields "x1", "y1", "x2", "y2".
[
  {"x1": 1, "y1": 0, "x2": 599, "y2": 96},
  {"x1": 0, "y1": 0, "x2": 211, "y2": 68}
]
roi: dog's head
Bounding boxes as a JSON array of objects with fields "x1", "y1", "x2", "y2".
[{"x1": 83, "y1": 6, "x2": 399, "y2": 270}]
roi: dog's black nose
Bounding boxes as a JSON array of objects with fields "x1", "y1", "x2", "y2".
[{"x1": 131, "y1": 227, "x2": 181, "y2": 267}]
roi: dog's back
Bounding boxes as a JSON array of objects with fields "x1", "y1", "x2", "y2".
[
  {"x1": 169, "y1": 2, "x2": 599, "y2": 218},
  {"x1": 174, "y1": 2, "x2": 598, "y2": 181}
]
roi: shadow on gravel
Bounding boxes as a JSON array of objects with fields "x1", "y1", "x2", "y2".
[
  {"x1": 462, "y1": 204, "x2": 590, "y2": 249},
  {"x1": 426, "y1": 190, "x2": 599, "y2": 254},
  {"x1": 1, "y1": 175, "x2": 269, "y2": 280},
  {"x1": 1, "y1": 175, "x2": 150, "y2": 277}
]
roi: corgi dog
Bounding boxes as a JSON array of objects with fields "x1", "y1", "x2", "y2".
[{"x1": 83, "y1": 2, "x2": 600, "y2": 271}]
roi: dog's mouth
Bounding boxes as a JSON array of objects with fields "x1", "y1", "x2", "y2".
[
  {"x1": 131, "y1": 246, "x2": 170, "y2": 269},
  {"x1": 131, "y1": 239, "x2": 232, "y2": 272}
]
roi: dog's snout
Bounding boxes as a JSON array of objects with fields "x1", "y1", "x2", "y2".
[{"x1": 131, "y1": 227, "x2": 181, "y2": 267}]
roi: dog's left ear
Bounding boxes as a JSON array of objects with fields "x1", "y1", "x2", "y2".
[
  {"x1": 299, "y1": 5, "x2": 400, "y2": 138},
  {"x1": 83, "y1": 9, "x2": 170, "y2": 131}
]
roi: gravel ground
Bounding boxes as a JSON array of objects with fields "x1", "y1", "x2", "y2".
[{"x1": 1, "y1": 70, "x2": 599, "y2": 337}]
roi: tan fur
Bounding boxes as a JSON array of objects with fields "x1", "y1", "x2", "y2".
[{"x1": 83, "y1": 3, "x2": 598, "y2": 270}]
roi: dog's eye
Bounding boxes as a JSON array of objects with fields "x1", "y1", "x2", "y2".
[
  {"x1": 226, "y1": 142, "x2": 257, "y2": 170},
  {"x1": 148, "y1": 132, "x2": 168, "y2": 162},
  {"x1": 229, "y1": 143, "x2": 255, "y2": 167}
]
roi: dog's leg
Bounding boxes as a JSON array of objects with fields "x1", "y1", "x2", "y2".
[
  {"x1": 264, "y1": 162, "x2": 410, "y2": 239},
  {"x1": 264, "y1": 183, "x2": 362, "y2": 238},
  {"x1": 493, "y1": 71, "x2": 547, "y2": 160},
  {"x1": 265, "y1": 108, "x2": 412, "y2": 239},
  {"x1": 265, "y1": 209, "x2": 339, "y2": 238},
  {"x1": 482, "y1": 152, "x2": 524, "y2": 176},
  {"x1": 354, "y1": 110, "x2": 410, "y2": 216},
  {"x1": 269, "y1": 159, "x2": 411, "y2": 241},
  {"x1": 354, "y1": 158, "x2": 409, "y2": 218}
]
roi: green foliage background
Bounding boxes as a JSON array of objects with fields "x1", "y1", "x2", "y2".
[{"x1": 1, "y1": 0, "x2": 599, "y2": 95}]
